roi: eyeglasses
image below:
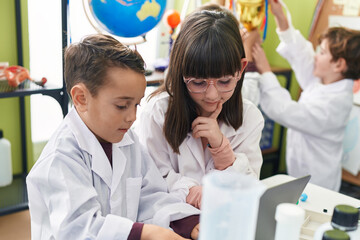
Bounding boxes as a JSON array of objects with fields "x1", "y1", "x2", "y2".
[{"x1": 183, "y1": 75, "x2": 240, "y2": 93}]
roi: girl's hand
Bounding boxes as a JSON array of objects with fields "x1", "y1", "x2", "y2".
[
  {"x1": 252, "y1": 44, "x2": 271, "y2": 74},
  {"x1": 191, "y1": 102, "x2": 223, "y2": 148},
  {"x1": 141, "y1": 224, "x2": 190, "y2": 240}
]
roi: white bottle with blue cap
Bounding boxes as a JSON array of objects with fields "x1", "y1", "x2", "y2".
[{"x1": 0, "y1": 129, "x2": 12, "y2": 187}]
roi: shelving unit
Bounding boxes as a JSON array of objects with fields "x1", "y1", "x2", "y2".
[{"x1": 0, "y1": 0, "x2": 68, "y2": 216}]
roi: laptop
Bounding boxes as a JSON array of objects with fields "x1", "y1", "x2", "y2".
[{"x1": 255, "y1": 175, "x2": 311, "y2": 240}]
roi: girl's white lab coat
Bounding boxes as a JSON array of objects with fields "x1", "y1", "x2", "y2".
[
  {"x1": 135, "y1": 93, "x2": 264, "y2": 202},
  {"x1": 258, "y1": 27, "x2": 354, "y2": 191},
  {"x1": 26, "y1": 108, "x2": 200, "y2": 240}
]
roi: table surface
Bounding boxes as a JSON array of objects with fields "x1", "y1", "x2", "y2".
[{"x1": 261, "y1": 174, "x2": 360, "y2": 216}]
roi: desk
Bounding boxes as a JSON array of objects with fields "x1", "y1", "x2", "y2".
[{"x1": 261, "y1": 174, "x2": 360, "y2": 216}]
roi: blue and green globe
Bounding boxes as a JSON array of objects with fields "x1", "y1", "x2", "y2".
[{"x1": 89, "y1": 0, "x2": 167, "y2": 38}]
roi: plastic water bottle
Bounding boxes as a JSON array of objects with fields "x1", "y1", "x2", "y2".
[
  {"x1": 314, "y1": 205, "x2": 360, "y2": 239},
  {"x1": 274, "y1": 203, "x2": 305, "y2": 240},
  {"x1": 0, "y1": 129, "x2": 12, "y2": 187}
]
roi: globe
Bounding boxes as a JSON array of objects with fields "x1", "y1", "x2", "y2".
[{"x1": 89, "y1": 0, "x2": 167, "y2": 38}]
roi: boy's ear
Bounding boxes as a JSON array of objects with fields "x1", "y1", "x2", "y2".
[
  {"x1": 70, "y1": 83, "x2": 89, "y2": 112},
  {"x1": 334, "y1": 57, "x2": 347, "y2": 74}
]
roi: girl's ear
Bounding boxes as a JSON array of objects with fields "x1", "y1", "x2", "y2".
[
  {"x1": 70, "y1": 83, "x2": 89, "y2": 112},
  {"x1": 240, "y1": 58, "x2": 248, "y2": 75}
]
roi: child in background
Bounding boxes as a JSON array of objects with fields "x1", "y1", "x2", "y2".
[
  {"x1": 135, "y1": 10, "x2": 264, "y2": 209},
  {"x1": 252, "y1": 0, "x2": 360, "y2": 191},
  {"x1": 26, "y1": 34, "x2": 200, "y2": 240}
]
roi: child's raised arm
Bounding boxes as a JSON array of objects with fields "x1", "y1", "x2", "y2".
[
  {"x1": 269, "y1": 0, "x2": 289, "y2": 31},
  {"x1": 252, "y1": 44, "x2": 271, "y2": 74}
]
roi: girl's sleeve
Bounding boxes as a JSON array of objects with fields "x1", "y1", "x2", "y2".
[
  {"x1": 276, "y1": 27, "x2": 319, "y2": 90},
  {"x1": 223, "y1": 102, "x2": 264, "y2": 179}
]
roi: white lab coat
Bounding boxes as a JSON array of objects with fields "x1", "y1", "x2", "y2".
[
  {"x1": 26, "y1": 108, "x2": 200, "y2": 240},
  {"x1": 135, "y1": 93, "x2": 264, "y2": 202},
  {"x1": 243, "y1": 71, "x2": 261, "y2": 106},
  {"x1": 258, "y1": 27, "x2": 354, "y2": 191}
]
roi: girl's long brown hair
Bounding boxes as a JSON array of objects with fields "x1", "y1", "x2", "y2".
[{"x1": 152, "y1": 10, "x2": 246, "y2": 153}]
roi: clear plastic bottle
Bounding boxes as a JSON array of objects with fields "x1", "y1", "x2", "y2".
[
  {"x1": 274, "y1": 203, "x2": 305, "y2": 240},
  {"x1": 0, "y1": 129, "x2": 12, "y2": 187},
  {"x1": 314, "y1": 205, "x2": 360, "y2": 240}
]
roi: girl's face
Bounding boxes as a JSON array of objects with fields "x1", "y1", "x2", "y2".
[
  {"x1": 185, "y1": 58, "x2": 247, "y2": 117},
  {"x1": 79, "y1": 67, "x2": 146, "y2": 143},
  {"x1": 186, "y1": 76, "x2": 236, "y2": 117}
]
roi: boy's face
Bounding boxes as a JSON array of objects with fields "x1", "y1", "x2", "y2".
[
  {"x1": 314, "y1": 39, "x2": 339, "y2": 83},
  {"x1": 81, "y1": 67, "x2": 146, "y2": 143}
]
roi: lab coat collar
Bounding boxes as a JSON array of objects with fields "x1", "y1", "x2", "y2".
[
  {"x1": 66, "y1": 108, "x2": 134, "y2": 188},
  {"x1": 319, "y1": 79, "x2": 353, "y2": 92}
]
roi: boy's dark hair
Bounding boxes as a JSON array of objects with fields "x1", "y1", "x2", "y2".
[
  {"x1": 64, "y1": 34, "x2": 145, "y2": 98},
  {"x1": 318, "y1": 27, "x2": 360, "y2": 80},
  {"x1": 152, "y1": 10, "x2": 246, "y2": 153}
]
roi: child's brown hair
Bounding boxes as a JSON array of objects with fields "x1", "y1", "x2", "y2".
[
  {"x1": 318, "y1": 27, "x2": 360, "y2": 80},
  {"x1": 64, "y1": 34, "x2": 145, "y2": 98}
]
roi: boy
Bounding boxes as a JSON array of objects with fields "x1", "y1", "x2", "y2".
[
  {"x1": 252, "y1": 0, "x2": 360, "y2": 191},
  {"x1": 26, "y1": 34, "x2": 200, "y2": 240}
]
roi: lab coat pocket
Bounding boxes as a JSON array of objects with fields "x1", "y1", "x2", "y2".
[{"x1": 126, "y1": 177, "x2": 142, "y2": 222}]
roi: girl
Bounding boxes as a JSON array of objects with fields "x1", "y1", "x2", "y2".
[{"x1": 136, "y1": 10, "x2": 264, "y2": 209}]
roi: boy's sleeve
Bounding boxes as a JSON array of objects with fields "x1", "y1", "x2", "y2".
[
  {"x1": 170, "y1": 215, "x2": 200, "y2": 238},
  {"x1": 258, "y1": 71, "x2": 352, "y2": 137},
  {"x1": 135, "y1": 98, "x2": 200, "y2": 202},
  {"x1": 276, "y1": 27, "x2": 319, "y2": 90},
  {"x1": 136, "y1": 143, "x2": 201, "y2": 231},
  {"x1": 127, "y1": 223, "x2": 144, "y2": 240}
]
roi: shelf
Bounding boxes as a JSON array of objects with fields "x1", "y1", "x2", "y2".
[
  {"x1": 0, "y1": 79, "x2": 63, "y2": 97},
  {"x1": 0, "y1": 80, "x2": 69, "y2": 117},
  {"x1": 0, "y1": 175, "x2": 28, "y2": 216}
]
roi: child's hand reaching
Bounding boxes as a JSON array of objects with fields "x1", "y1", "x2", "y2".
[
  {"x1": 268, "y1": 0, "x2": 289, "y2": 31},
  {"x1": 191, "y1": 101, "x2": 223, "y2": 148},
  {"x1": 241, "y1": 29, "x2": 262, "y2": 62},
  {"x1": 252, "y1": 44, "x2": 271, "y2": 74}
]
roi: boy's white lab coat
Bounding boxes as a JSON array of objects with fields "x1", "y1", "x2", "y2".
[
  {"x1": 259, "y1": 27, "x2": 354, "y2": 191},
  {"x1": 135, "y1": 93, "x2": 264, "y2": 202},
  {"x1": 26, "y1": 108, "x2": 200, "y2": 240}
]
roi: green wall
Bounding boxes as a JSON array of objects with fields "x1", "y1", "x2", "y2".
[{"x1": 0, "y1": 0, "x2": 32, "y2": 175}]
